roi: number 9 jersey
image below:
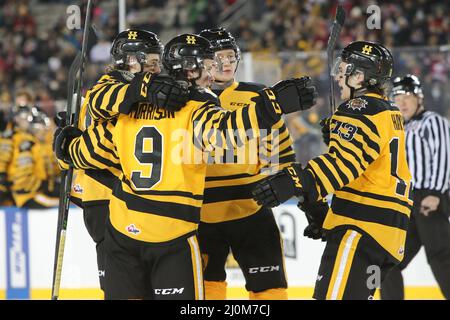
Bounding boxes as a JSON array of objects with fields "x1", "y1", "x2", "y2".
[
  {"x1": 308, "y1": 93, "x2": 413, "y2": 262},
  {"x1": 67, "y1": 89, "x2": 284, "y2": 244}
]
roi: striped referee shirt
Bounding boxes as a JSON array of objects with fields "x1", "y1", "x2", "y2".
[{"x1": 404, "y1": 110, "x2": 450, "y2": 193}]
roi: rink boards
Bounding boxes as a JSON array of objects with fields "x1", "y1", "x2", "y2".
[{"x1": 0, "y1": 205, "x2": 443, "y2": 300}]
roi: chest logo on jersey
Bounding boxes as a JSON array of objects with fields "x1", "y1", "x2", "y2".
[
  {"x1": 126, "y1": 224, "x2": 141, "y2": 235},
  {"x1": 346, "y1": 98, "x2": 368, "y2": 111},
  {"x1": 229, "y1": 102, "x2": 250, "y2": 108}
]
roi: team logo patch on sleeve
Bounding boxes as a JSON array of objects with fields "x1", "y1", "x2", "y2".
[
  {"x1": 126, "y1": 224, "x2": 141, "y2": 235},
  {"x1": 346, "y1": 98, "x2": 368, "y2": 111},
  {"x1": 72, "y1": 184, "x2": 83, "y2": 194}
]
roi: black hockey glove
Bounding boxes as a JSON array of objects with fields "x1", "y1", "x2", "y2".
[
  {"x1": 54, "y1": 111, "x2": 68, "y2": 128},
  {"x1": 320, "y1": 117, "x2": 331, "y2": 146},
  {"x1": 299, "y1": 199, "x2": 328, "y2": 241},
  {"x1": 252, "y1": 164, "x2": 305, "y2": 208},
  {"x1": 147, "y1": 74, "x2": 190, "y2": 112},
  {"x1": 269, "y1": 76, "x2": 317, "y2": 114},
  {"x1": 0, "y1": 110, "x2": 6, "y2": 131},
  {"x1": 53, "y1": 125, "x2": 82, "y2": 165}
]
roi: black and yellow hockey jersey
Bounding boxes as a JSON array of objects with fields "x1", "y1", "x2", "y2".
[
  {"x1": 68, "y1": 71, "x2": 136, "y2": 208},
  {"x1": 34, "y1": 129, "x2": 61, "y2": 203},
  {"x1": 86, "y1": 70, "x2": 150, "y2": 121},
  {"x1": 68, "y1": 88, "x2": 284, "y2": 243},
  {"x1": 304, "y1": 93, "x2": 412, "y2": 262},
  {"x1": 0, "y1": 122, "x2": 13, "y2": 204},
  {"x1": 68, "y1": 103, "x2": 116, "y2": 209},
  {"x1": 201, "y1": 81, "x2": 296, "y2": 222},
  {"x1": 7, "y1": 129, "x2": 55, "y2": 207}
]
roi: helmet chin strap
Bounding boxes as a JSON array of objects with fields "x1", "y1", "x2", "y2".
[
  {"x1": 188, "y1": 68, "x2": 205, "y2": 89},
  {"x1": 345, "y1": 75, "x2": 367, "y2": 99},
  {"x1": 138, "y1": 62, "x2": 145, "y2": 74}
]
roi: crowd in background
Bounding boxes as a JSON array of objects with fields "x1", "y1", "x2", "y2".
[{"x1": 0, "y1": 0, "x2": 448, "y2": 173}]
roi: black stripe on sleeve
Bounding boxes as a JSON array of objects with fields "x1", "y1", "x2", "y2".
[
  {"x1": 344, "y1": 135, "x2": 376, "y2": 165},
  {"x1": 330, "y1": 137, "x2": 366, "y2": 172},
  {"x1": 89, "y1": 84, "x2": 116, "y2": 119},
  {"x1": 241, "y1": 108, "x2": 254, "y2": 140},
  {"x1": 105, "y1": 84, "x2": 123, "y2": 111},
  {"x1": 83, "y1": 132, "x2": 121, "y2": 170},
  {"x1": 92, "y1": 125, "x2": 119, "y2": 160},
  {"x1": 323, "y1": 153, "x2": 350, "y2": 186},
  {"x1": 329, "y1": 146, "x2": 359, "y2": 180},
  {"x1": 305, "y1": 163, "x2": 328, "y2": 198},
  {"x1": 310, "y1": 156, "x2": 341, "y2": 191},
  {"x1": 335, "y1": 111, "x2": 380, "y2": 137}
]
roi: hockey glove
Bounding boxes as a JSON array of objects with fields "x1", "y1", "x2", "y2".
[
  {"x1": 269, "y1": 76, "x2": 317, "y2": 114},
  {"x1": 53, "y1": 126, "x2": 82, "y2": 165},
  {"x1": 54, "y1": 111, "x2": 68, "y2": 128},
  {"x1": 252, "y1": 164, "x2": 305, "y2": 208},
  {"x1": 0, "y1": 110, "x2": 6, "y2": 131},
  {"x1": 320, "y1": 117, "x2": 331, "y2": 146},
  {"x1": 0, "y1": 173, "x2": 6, "y2": 190},
  {"x1": 299, "y1": 199, "x2": 328, "y2": 241},
  {"x1": 147, "y1": 74, "x2": 190, "y2": 112}
]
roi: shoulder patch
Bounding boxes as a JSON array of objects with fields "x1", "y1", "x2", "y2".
[
  {"x1": 346, "y1": 98, "x2": 368, "y2": 111},
  {"x1": 338, "y1": 95, "x2": 393, "y2": 116}
]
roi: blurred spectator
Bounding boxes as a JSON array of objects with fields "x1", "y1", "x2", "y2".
[
  {"x1": 0, "y1": 0, "x2": 118, "y2": 116},
  {"x1": 90, "y1": 37, "x2": 111, "y2": 63}
]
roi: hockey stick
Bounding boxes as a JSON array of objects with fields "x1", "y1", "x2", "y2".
[
  {"x1": 51, "y1": 0, "x2": 93, "y2": 300},
  {"x1": 327, "y1": 5, "x2": 346, "y2": 114},
  {"x1": 50, "y1": 51, "x2": 81, "y2": 300}
]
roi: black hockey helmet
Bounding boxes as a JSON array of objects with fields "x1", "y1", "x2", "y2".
[
  {"x1": 11, "y1": 105, "x2": 38, "y2": 129},
  {"x1": 392, "y1": 74, "x2": 423, "y2": 98},
  {"x1": 11, "y1": 104, "x2": 37, "y2": 118},
  {"x1": 199, "y1": 27, "x2": 241, "y2": 60},
  {"x1": 110, "y1": 29, "x2": 163, "y2": 70},
  {"x1": 31, "y1": 109, "x2": 50, "y2": 126},
  {"x1": 162, "y1": 33, "x2": 214, "y2": 78},
  {"x1": 332, "y1": 41, "x2": 393, "y2": 94}
]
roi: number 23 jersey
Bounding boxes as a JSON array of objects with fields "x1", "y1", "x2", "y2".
[{"x1": 307, "y1": 93, "x2": 413, "y2": 262}]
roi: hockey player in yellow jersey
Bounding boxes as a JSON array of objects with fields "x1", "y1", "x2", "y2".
[
  {"x1": 253, "y1": 41, "x2": 413, "y2": 300},
  {"x1": 53, "y1": 33, "x2": 317, "y2": 299},
  {"x1": 29, "y1": 110, "x2": 60, "y2": 205},
  {"x1": 198, "y1": 28, "x2": 303, "y2": 300},
  {"x1": 7, "y1": 106, "x2": 58, "y2": 208},
  {"x1": 53, "y1": 28, "x2": 180, "y2": 292},
  {"x1": 0, "y1": 110, "x2": 13, "y2": 205}
]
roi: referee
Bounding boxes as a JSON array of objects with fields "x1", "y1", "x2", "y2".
[{"x1": 381, "y1": 74, "x2": 450, "y2": 300}]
